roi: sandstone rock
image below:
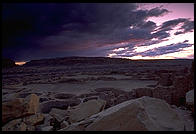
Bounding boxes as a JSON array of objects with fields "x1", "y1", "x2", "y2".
[
  {"x1": 43, "y1": 114, "x2": 53, "y2": 126},
  {"x1": 85, "y1": 96, "x2": 184, "y2": 131},
  {"x1": 172, "y1": 106, "x2": 194, "y2": 131},
  {"x1": 40, "y1": 99, "x2": 81, "y2": 113},
  {"x1": 186, "y1": 89, "x2": 194, "y2": 105},
  {"x1": 2, "y1": 118, "x2": 27, "y2": 131},
  {"x1": 24, "y1": 94, "x2": 40, "y2": 114},
  {"x1": 115, "y1": 94, "x2": 128, "y2": 104},
  {"x1": 152, "y1": 86, "x2": 174, "y2": 105},
  {"x1": 94, "y1": 88, "x2": 132, "y2": 109},
  {"x1": 58, "y1": 118, "x2": 95, "y2": 131},
  {"x1": 186, "y1": 89, "x2": 194, "y2": 113},
  {"x1": 68, "y1": 99, "x2": 106, "y2": 123},
  {"x1": 49, "y1": 108, "x2": 69, "y2": 122},
  {"x1": 2, "y1": 94, "x2": 39, "y2": 124},
  {"x1": 23, "y1": 113, "x2": 45, "y2": 126},
  {"x1": 36, "y1": 114, "x2": 53, "y2": 129}
]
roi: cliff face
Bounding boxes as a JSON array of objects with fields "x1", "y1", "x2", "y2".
[{"x1": 2, "y1": 58, "x2": 16, "y2": 68}]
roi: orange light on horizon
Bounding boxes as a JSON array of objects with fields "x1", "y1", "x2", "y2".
[{"x1": 15, "y1": 61, "x2": 26, "y2": 66}]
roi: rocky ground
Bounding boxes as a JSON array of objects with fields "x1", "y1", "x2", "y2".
[{"x1": 2, "y1": 57, "x2": 194, "y2": 131}]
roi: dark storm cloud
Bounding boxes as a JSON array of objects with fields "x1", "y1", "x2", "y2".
[
  {"x1": 2, "y1": 3, "x2": 171, "y2": 61},
  {"x1": 152, "y1": 30, "x2": 170, "y2": 40},
  {"x1": 140, "y1": 43, "x2": 193, "y2": 57},
  {"x1": 174, "y1": 20, "x2": 194, "y2": 35},
  {"x1": 126, "y1": 42, "x2": 193, "y2": 57},
  {"x1": 159, "y1": 18, "x2": 188, "y2": 30},
  {"x1": 157, "y1": 18, "x2": 194, "y2": 36},
  {"x1": 147, "y1": 7, "x2": 169, "y2": 17}
]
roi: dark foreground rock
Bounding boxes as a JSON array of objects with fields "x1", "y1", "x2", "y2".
[
  {"x1": 2, "y1": 94, "x2": 39, "y2": 125},
  {"x1": 60, "y1": 96, "x2": 184, "y2": 131},
  {"x1": 67, "y1": 99, "x2": 106, "y2": 123},
  {"x1": 186, "y1": 89, "x2": 194, "y2": 115},
  {"x1": 40, "y1": 99, "x2": 81, "y2": 113}
]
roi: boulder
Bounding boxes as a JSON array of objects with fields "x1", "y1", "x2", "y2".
[
  {"x1": 68, "y1": 99, "x2": 106, "y2": 123},
  {"x1": 2, "y1": 119, "x2": 27, "y2": 131},
  {"x1": 186, "y1": 89, "x2": 194, "y2": 105},
  {"x1": 24, "y1": 94, "x2": 40, "y2": 114},
  {"x1": 23, "y1": 113, "x2": 45, "y2": 126},
  {"x1": 40, "y1": 99, "x2": 81, "y2": 113},
  {"x1": 85, "y1": 96, "x2": 184, "y2": 131},
  {"x1": 2, "y1": 94, "x2": 39, "y2": 124},
  {"x1": 186, "y1": 89, "x2": 194, "y2": 113},
  {"x1": 35, "y1": 114, "x2": 53, "y2": 130},
  {"x1": 49, "y1": 108, "x2": 69, "y2": 122},
  {"x1": 94, "y1": 88, "x2": 133, "y2": 109}
]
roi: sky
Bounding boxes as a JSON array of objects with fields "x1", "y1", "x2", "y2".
[{"x1": 2, "y1": 3, "x2": 194, "y2": 62}]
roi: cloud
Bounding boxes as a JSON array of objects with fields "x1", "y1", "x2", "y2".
[
  {"x1": 159, "y1": 18, "x2": 188, "y2": 30},
  {"x1": 140, "y1": 43, "x2": 193, "y2": 56},
  {"x1": 152, "y1": 31, "x2": 170, "y2": 40},
  {"x1": 156, "y1": 18, "x2": 194, "y2": 36},
  {"x1": 174, "y1": 20, "x2": 194, "y2": 35},
  {"x1": 39, "y1": 4, "x2": 169, "y2": 56},
  {"x1": 3, "y1": 3, "x2": 193, "y2": 61},
  {"x1": 128, "y1": 42, "x2": 193, "y2": 57},
  {"x1": 147, "y1": 7, "x2": 169, "y2": 17}
]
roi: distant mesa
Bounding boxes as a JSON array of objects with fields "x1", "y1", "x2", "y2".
[
  {"x1": 23, "y1": 57, "x2": 133, "y2": 67},
  {"x1": 23, "y1": 56, "x2": 193, "y2": 67},
  {"x1": 2, "y1": 58, "x2": 17, "y2": 68}
]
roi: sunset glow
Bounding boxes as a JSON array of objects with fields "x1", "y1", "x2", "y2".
[{"x1": 15, "y1": 62, "x2": 26, "y2": 66}]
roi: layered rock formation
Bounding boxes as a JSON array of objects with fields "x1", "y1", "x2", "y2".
[{"x1": 132, "y1": 65, "x2": 194, "y2": 107}]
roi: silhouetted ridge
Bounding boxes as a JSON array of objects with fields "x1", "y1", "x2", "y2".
[{"x1": 24, "y1": 57, "x2": 133, "y2": 67}]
